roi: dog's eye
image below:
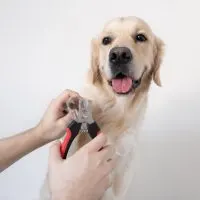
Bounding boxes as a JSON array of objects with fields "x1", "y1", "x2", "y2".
[
  {"x1": 135, "y1": 34, "x2": 147, "y2": 42},
  {"x1": 102, "y1": 37, "x2": 112, "y2": 45}
]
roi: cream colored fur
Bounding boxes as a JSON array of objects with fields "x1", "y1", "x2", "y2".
[{"x1": 39, "y1": 16, "x2": 164, "y2": 200}]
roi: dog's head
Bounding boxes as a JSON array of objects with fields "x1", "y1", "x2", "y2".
[{"x1": 89, "y1": 16, "x2": 164, "y2": 97}]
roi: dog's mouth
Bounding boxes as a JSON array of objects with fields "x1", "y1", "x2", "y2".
[{"x1": 108, "y1": 70, "x2": 145, "y2": 95}]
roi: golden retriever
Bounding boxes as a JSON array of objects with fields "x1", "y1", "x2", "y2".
[{"x1": 40, "y1": 16, "x2": 164, "y2": 200}]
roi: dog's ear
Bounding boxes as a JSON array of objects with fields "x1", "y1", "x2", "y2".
[
  {"x1": 89, "y1": 38, "x2": 103, "y2": 85},
  {"x1": 152, "y1": 36, "x2": 165, "y2": 86}
]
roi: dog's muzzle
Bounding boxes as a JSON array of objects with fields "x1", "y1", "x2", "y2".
[
  {"x1": 109, "y1": 47, "x2": 132, "y2": 66},
  {"x1": 107, "y1": 47, "x2": 146, "y2": 94}
]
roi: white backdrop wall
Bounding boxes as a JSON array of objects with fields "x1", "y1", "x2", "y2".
[{"x1": 0, "y1": 0, "x2": 200, "y2": 200}]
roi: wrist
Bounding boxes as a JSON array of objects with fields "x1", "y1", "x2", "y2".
[{"x1": 33, "y1": 123, "x2": 51, "y2": 145}]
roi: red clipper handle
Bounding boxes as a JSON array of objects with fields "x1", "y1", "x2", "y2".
[
  {"x1": 60, "y1": 121, "x2": 82, "y2": 159},
  {"x1": 60, "y1": 128, "x2": 72, "y2": 159}
]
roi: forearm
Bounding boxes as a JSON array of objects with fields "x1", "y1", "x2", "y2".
[{"x1": 0, "y1": 126, "x2": 47, "y2": 172}]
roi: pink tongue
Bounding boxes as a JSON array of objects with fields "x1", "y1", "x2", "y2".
[{"x1": 112, "y1": 77, "x2": 132, "y2": 93}]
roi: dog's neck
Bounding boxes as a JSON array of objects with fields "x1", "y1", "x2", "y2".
[{"x1": 80, "y1": 83, "x2": 148, "y2": 144}]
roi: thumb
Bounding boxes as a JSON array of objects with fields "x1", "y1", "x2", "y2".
[
  {"x1": 58, "y1": 111, "x2": 74, "y2": 128},
  {"x1": 49, "y1": 140, "x2": 63, "y2": 165}
]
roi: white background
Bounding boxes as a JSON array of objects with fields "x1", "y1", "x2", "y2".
[{"x1": 0, "y1": 0, "x2": 200, "y2": 200}]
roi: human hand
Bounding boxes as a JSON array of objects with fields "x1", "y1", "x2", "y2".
[
  {"x1": 36, "y1": 89, "x2": 80, "y2": 143},
  {"x1": 48, "y1": 133, "x2": 118, "y2": 200}
]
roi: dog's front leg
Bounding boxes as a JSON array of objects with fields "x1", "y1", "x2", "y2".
[
  {"x1": 99, "y1": 149, "x2": 138, "y2": 200},
  {"x1": 113, "y1": 151, "x2": 137, "y2": 199}
]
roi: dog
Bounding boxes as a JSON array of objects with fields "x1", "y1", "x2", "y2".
[{"x1": 39, "y1": 16, "x2": 165, "y2": 200}]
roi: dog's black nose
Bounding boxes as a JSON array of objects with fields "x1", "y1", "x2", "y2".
[{"x1": 109, "y1": 47, "x2": 132, "y2": 65}]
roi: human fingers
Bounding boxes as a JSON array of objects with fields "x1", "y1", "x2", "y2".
[
  {"x1": 96, "y1": 145, "x2": 115, "y2": 164},
  {"x1": 83, "y1": 133, "x2": 107, "y2": 153},
  {"x1": 54, "y1": 89, "x2": 80, "y2": 112}
]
